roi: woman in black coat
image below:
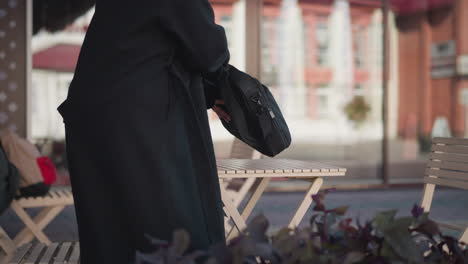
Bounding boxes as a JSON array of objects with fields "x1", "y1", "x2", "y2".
[{"x1": 57, "y1": 0, "x2": 231, "y2": 263}]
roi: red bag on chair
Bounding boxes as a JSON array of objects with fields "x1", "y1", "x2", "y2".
[{"x1": 36, "y1": 156, "x2": 57, "y2": 185}]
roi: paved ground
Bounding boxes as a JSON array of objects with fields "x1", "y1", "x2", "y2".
[{"x1": 1, "y1": 187, "x2": 467, "y2": 242}]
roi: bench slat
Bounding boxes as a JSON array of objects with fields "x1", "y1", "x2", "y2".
[
  {"x1": 424, "y1": 177, "x2": 468, "y2": 190},
  {"x1": 39, "y1": 243, "x2": 58, "y2": 264},
  {"x1": 54, "y1": 242, "x2": 71, "y2": 264},
  {"x1": 433, "y1": 137, "x2": 468, "y2": 146},
  {"x1": 68, "y1": 243, "x2": 80, "y2": 264},
  {"x1": 426, "y1": 168, "x2": 468, "y2": 181},
  {"x1": 428, "y1": 160, "x2": 468, "y2": 173},
  {"x1": 53, "y1": 190, "x2": 62, "y2": 199},
  {"x1": 15, "y1": 195, "x2": 73, "y2": 208},
  {"x1": 432, "y1": 145, "x2": 468, "y2": 155},
  {"x1": 25, "y1": 243, "x2": 45, "y2": 264},
  {"x1": 9, "y1": 243, "x2": 82, "y2": 264},
  {"x1": 9, "y1": 244, "x2": 33, "y2": 264},
  {"x1": 60, "y1": 189, "x2": 71, "y2": 198},
  {"x1": 431, "y1": 152, "x2": 468, "y2": 163}
]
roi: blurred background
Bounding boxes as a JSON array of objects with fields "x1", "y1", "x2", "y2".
[
  {"x1": 2, "y1": 0, "x2": 463, "y2": 186},
  {"x1": 1, "y1": 0, "x2": 468, "y2": 239}
]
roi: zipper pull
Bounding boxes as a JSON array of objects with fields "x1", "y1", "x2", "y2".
[
  {"x1": 269, "y1": 109, "x2": 276, "y2": 119},
  {"x1": 250, "y1": 93, "x2": 263, "y2": 106}
]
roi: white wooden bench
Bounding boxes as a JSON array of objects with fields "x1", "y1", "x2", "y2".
[
  {"x1": 1, "y1": 187, "x2": 74, "y2": 251},
  {"x1": 6, "y1": 242, "x2": 79, "y2": 264},
  {"x1": 421, "y1": 137, "x2": 468, "y2": 243}
]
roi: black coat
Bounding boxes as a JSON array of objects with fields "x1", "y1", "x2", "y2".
[{"x1": 57, "y1": 0, "x2": 229, "y2": 263}]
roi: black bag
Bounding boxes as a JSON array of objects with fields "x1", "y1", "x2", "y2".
[{"x1": 214, "y1": 64, "x2": 291, "y2": 157}]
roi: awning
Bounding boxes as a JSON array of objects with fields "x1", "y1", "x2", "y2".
[
  {"x1": 297, "y1": 0, "x2": 454, "y2": 14},
  {"x1": 33, "y1": 44, "x2": 81, "y2": 72},
  {"x1": 390, "y1": 0, "x2": 454, "y2": 15}
]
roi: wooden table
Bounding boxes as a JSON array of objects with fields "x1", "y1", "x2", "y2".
[{"x1": 217, "y1": 159, "x2": 346, "y2": 240}]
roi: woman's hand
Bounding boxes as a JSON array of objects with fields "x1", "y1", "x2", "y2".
[{"x1": 212, "y1": 99, "x2": 231, "y2": 123}]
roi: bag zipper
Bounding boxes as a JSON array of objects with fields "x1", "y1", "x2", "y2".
[{"x1": 251, "y1": 82, "x2": 288, "y2": 147}]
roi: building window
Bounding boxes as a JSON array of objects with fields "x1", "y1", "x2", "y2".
[
  {"x1": 354, "y1": 83, "x2": 364, "y2": 95},
  {"x1": 316, "y1": 83, "x2": 330, "y2": 118},
  {"x1": 262, "y1": 16, "x2": 277, "y2": 86},
  {"x1": 303, "y1": 21, "x2": 313, "y2": 68},
  {"x1": 315, "y1": 20, "x2": 329, "y2": 67},
  {"x1": 353, "y1": 25, "x2": 365, "y2": 69}
]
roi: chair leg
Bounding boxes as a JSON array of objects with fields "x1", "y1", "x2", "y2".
[
  {"x1": 219, "y1": 180, "x2": 248, "y2": 241},
  {"x1": 240, "y1": 178, "x2": 270, "y2": 220},
  {"x1": 420, "y1": 182, "x2": 436, "y2": 212},
  {"x1": 0, "y1": 226, "x2": 15, "y2": 258},
  {"x1": 10, "y1": 203, "x2": 53, "y2": 246},
  {"x1": 459, "y1": 228, "x2": 468, "y2": 244},
  {"x1": 233, "y1": 178, "x2": 257, "y2": 207},
  {"x1": 288, "y1": 177, "x2": 323, "y2": 229},
  {"x1": 226, "y1": 178, "x2": 270, "y2": 240},
  {"x1": 14, "y1": 205, "x2": 65, "y2": 247}
]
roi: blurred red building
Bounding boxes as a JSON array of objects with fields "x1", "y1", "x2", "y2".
[
  {"x1": 395, "y1": 0, "x2": 466, "y2": 138},
  {"x1": 211, "y1": 0, "x2": 466, "y2": 139},
  {"x1": 211, "y1": 0, "x2": 381, "y2": 122}
]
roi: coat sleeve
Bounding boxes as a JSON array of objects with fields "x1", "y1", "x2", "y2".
[{"x1": 156, "y1": 0, "x2": 230, "y2": 73}]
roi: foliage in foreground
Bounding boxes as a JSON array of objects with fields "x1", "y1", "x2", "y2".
[{"x1": 137, "y1": 190, "x2": 467, "y2": 264}]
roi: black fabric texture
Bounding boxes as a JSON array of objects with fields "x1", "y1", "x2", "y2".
[
  {"x1": 56, "y1": 0, "x2": 230, "y2": 263},
  {"x1": 17, "y1": 183, "x2": 50, "y2": 198}
]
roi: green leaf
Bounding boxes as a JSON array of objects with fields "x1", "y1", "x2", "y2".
[
  {"x1": 331, "y1": 206, "x2": 350, "y2": 216},
  {"x1": 272, "y1": 227, "x2": 291, "y2": 244},
  {"x1": 246, "y1": 214, "x2": 270, "y2": 243},
  {"x1": 391, "y1": 217, "x2": 414, "y2": 230},
  {"x1": 296, "y1": 241, "x2": 317, "y2": 263},
  {"x1": 372, "y1": 210, "x2": 397, "y2": 231},
  {"x1": 273, "y1": 235, "x2": 296, "y2": 255},
  {"x1": 413, "y1": 219, "x2": 440, "y2": 237},
  {"x1": 343, "y1": 251, "x2": 365, "y2": 264},
  {"x1": 380, "y1": 241, "x2": 400, "y2": 260},
  {"x1": 382, "y1": 218, "x2": 424, "y2": 263}
]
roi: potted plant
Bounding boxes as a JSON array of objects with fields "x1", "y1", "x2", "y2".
[{"x1": 137, "y1": 190, "x2": 467, "y2": 264}]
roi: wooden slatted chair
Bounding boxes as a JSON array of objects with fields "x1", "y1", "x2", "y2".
[
  {"x1": 0, "y1": 227, "x2": 15, "y2": 262},
  {"x1": 6, "y1": 242, "x2": 80, "y2": 264},
  {"x1": 221, "y1": 139, "x2": 262, "y2": 233},
  {"x1": 223, "y1": 138, "x2": 262, "y2": 207},
  {"x1": 421, "y1": 137, "x2": 468, "y2": 243},
  {"x1": 1, "y1": 187, "x2": 74, "y2": 248}
]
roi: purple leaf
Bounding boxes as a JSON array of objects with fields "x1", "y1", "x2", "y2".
[
  {"x1": 311, "y1": 193, "x2": 322, "y2": 203},
  {"x1": 313, "y1": 203, "x2": 325, "y2": 212},
  {"x1": 411, "y1": 204, "x2": 424, "y2": 218},
  {"x1": 228, "y1": 234, "x2": 245, "y2": 247}
]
